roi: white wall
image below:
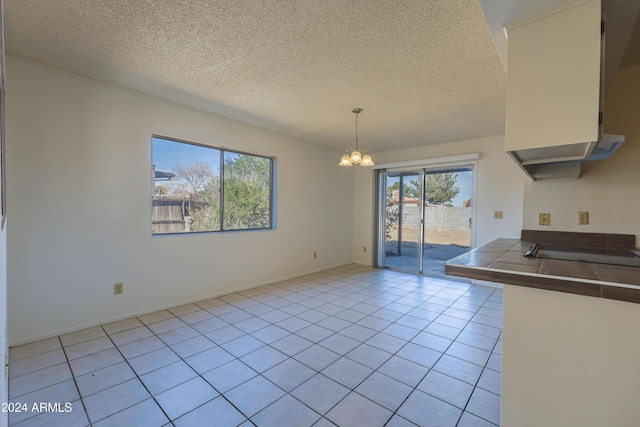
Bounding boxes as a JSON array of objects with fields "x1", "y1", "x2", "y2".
[
  {"x1": 352, "y1": 135, "x2": 524, "y2": 265},
  {"x1": 522, "y1": 64, "x2": 640, "y2": 241},
  {"x1": 502, "y1": 285, "x2": 640, "y2": 427},
  {"x1": 6, "y1": 56, "x2": 354, "y2": 345},
  {"x1": 0, "y1": 221, "x2": 7, "y2": 427}
]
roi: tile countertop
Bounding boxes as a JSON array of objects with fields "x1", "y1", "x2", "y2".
[{"x1": 444, "y1": 237, "x2": 640, "y2": 305}]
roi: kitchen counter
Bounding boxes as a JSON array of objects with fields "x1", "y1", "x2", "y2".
[
  {"x1": 444, "y1": 235, "x2": 640, "y2": 304},
  {"x1": 446, "y1": 230, "x2": 640, "y2": 427}
]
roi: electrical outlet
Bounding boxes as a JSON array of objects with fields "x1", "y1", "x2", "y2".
[
  {"x1": 363, "y1": 246, "x2": 367, "y2": 252},
  {"x1": 313, "y1": 252, "x2": 317, "y2": 259},
  {"x1": 578, "y1": 211, "x2": 589, "y2": 225},
  {"x1": 538, "y1": 213, "x2": 550, "y2": 226},
  {"x1": 114, "y1": 282, "x2": 123, "y2": 295},
  {"x1": 494, "y1": 211, "x2": 503, "y2": 219}
]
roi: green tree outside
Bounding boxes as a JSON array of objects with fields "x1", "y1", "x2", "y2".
[
  {"x1": 169, "y1": 154, "x2": 271, "y2": 231},
  {"x1": 423, "y1": 173, "x2": 459, "y2": 205},
  {"x1": 405, "y1": 173, "x2": 460, "y2": 205},
  {"x1": 222, "y1": 154, "x2": 271, "y2": 230}
]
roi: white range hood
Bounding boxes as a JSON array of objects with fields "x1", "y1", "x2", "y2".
[{"x1": 507, "y1": 133, "x2": 625, "y2": 180}]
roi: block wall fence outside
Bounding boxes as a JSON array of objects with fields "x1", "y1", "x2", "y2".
[
  {"x1": 400, "y1": 205, "x2": 471, "y2": 231},
  {"x1": 351, "y1": 135, "x2": 524, "y2": 266}
]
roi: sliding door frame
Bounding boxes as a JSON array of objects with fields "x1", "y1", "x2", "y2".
[{"x1": 373, "y1": 154, "x2": 479, "y2": 274}]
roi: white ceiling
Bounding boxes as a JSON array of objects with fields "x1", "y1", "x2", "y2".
[{"x1": 4, "y1": 0, "x2": 638, "y2": 153}]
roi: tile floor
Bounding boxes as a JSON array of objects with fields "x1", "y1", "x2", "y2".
[{"x1": 8, "y1": 264, "x2": 502, "y2": 427}]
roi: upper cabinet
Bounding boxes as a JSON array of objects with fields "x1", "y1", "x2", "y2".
[{"x1": 504, "y1": 0, "x2": 616, "y2": 180}]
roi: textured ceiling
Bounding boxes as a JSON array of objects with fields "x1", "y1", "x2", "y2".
[
  {"x1": 4, "y1": 0, "x2": 512, "y2": 153},
  {"x1": 5, "y1": 1, "x2": 639, "y2": 154},
  {"x1": 478, "y1": 0, "x2": 574, "y2": 70}
]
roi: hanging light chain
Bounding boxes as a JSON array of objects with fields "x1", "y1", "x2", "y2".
[
  {"x1": 354, "y1": 108, "x2": 360, "y2": 150},
  {"x1": 338, "y1": 107, "x2": 373, "y2": 167}
]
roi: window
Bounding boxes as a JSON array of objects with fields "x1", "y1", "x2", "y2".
[{"x1": 152, "y1": 136, "x2": 273, "y2": 234}]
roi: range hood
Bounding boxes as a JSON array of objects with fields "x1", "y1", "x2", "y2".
[
  {"x1": 507, "y1": 133, "x2": 625, "y2": 180},
  {"x1": 504, "y1": 0, "x2": 626, "y2": 180}
]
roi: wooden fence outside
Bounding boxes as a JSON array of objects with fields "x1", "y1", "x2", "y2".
[{"x1": 152, "y1": 198, "x2": 189, "y2": 233}]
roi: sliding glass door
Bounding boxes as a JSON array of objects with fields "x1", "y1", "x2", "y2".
[
  {"x1": 376, "y1": 164, "x2": 474, "y2": 277},
  {"x1": 382, "y1": 170, "x2": 424, "y2": 273},
  {"x1": 421, "y1": 167, "x2": 473, "y2": 276}
]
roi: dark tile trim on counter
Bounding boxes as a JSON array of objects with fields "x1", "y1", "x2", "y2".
[
  {"x1": 444, "y1": 263, "x2": 603, "y2": 297},
  {"x1": 520, "y1": 230, "x2": 636, "y2": 250},
  {"x1": 602, "y1": 286, "x2": 640, "y2": 304}
]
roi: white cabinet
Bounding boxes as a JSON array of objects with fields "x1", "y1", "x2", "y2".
[{"x1": 505, "y1": 0, "x2": 603, "y2": 176}]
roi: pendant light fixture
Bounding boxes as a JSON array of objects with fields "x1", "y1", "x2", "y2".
[{"x1": 339, "y1": 108, "x2": 374, "y2": 167}]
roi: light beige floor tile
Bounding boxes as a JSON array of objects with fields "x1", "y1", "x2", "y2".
[
  {"x1": 179, "y1": 310, "x2": 214, "y2": 325},
  {"x1": 155, "y1": 377, "x2": 218, "y2": 420},
  {"x1": 76, "y1": 361, "x2": 136, "y2": 396},
  {"x1": 83, "y1": 379, "x2": 150, "y2": 423},
  {"x1": 173, "y1": 396, "x2": 246, "y2": 427},
  {"x1": 69, "y1": 348, "x2": 124, "y2": 377},
  {"x1": 117, "y1": 335, "x2": 166, "y2": 359},
  {"x1": 11, "y1": 399, "x2": 88, "y2": 427},
  {"x1": 194, "y1": 297, "x2": 225, "y2": 309},
  {"x1": 10, "y1": 349, "x2": 67, "y2": 378},
  {"x1": 8, "y1": 380, "x2": 79, "y2": 425},
  {"x1": 102, "y1": 318, "x2": 143, "y2": 335},
  {"x1": 9, "y1": 363, "x2": 73, "y2": 399},
  {"x1": 146, "y1": 318, "x2": 187, "y2": 334},
  {"x1": 60, "y1": 327, "x2": 106, "y2": 347},
  {"x1": 138, "y1": 310, "x2": 175, "y2": 325},
  {"x1": 140, "y1": 361, "x2": 197, "y2": 395},
  {"x1": 64, "y1": 337, "x2": 115, "y2": 361},
  {"x1": 92, "y1": 398, "x2": 169, "y2": 427},
  {"x1": 170, "y1": 335, "x2": 216, "y2": 359},
  {"x1": 168, "y1": 304, "x2": 200, "y2": 317},
  {"x1": 109, "y1": 326, "x2": 153, "y2": 346},
  {"x1": 128, "y1": 347, "x2": 180, "y2": 376},
  {"x1": 10, "y1": 337, "x2": 61, "y2": 362},
  {"x1": 157, "y1": 326, "x2": 200, "y2": 346}
]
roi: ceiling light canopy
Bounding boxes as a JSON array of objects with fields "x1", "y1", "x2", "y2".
[{"x1": 339, "y1": 108, "x2": 374, "y2": 167}]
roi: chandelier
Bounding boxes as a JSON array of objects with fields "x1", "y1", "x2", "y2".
[{"x1": 339, "y1": 108, "x2": 374, "y2": 167}]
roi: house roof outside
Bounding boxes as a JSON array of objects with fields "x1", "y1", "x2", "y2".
[{"x1": 154, "y1": 170, "x2": 175, "y2": 182}]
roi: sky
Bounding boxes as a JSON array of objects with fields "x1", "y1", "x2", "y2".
[
  {"x1": 386, "y1": 170, "x2": 473, "y2": 207},
  {"x1": 451, "y1": 170, "x2": 473, "y2": 207},
  {"x1": 153, "y1": 136, "x2": 473, "y2": 207},
  {"x1": 152, "y1": 137, "x2": 220, "y2": 175}
]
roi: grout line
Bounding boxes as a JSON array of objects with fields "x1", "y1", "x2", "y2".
[
  {"x1": 95, "y1": 324, "x2": 175, "y2": 425},
  {"x1": 454, "y1": 288, "x2": 502, "y2": 427},
  {"x1": 57, "y1": 335, "x2": 93, "y2": 427}
]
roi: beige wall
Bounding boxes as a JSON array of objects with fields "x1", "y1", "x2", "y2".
[
  {"x1": 522, "y1": 64, "x2": 640, "y2": 241},
  {"x1": 6, "y1": 56, "x2": 354, "y2": 344},
  {"x1": 352, "y1": 135, "x2": 525, "y2": 265}
]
